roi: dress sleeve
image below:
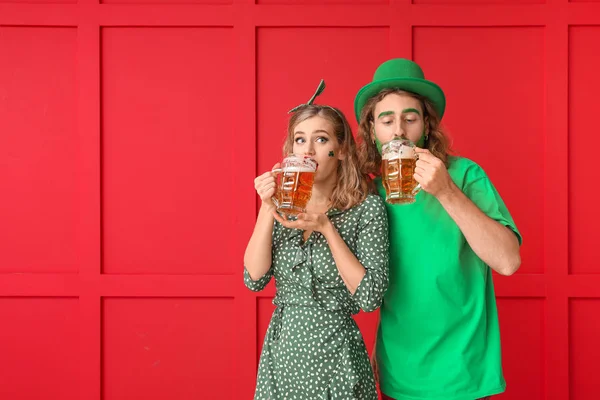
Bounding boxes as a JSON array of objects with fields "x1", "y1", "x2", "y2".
[
  {"x1": 243, "y1": 267, "x2": 273, "y2": 292},
  {"x1": 243, "y1": 219, "x2": 282, "y2": 292},
  {"x1": 351, "y1": 196, "x2": 390, "y2": 312}
]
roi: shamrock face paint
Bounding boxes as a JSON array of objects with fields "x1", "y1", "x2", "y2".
[{"x1": 329, "y1": 151, "x2": 335, "y2": 157}]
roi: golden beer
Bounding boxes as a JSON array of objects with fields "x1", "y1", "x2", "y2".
[
  {"x1": 381, "y1": 139, "x2": 420, "y2": 205},
  {"x1": 272, "y1": 156, "x2": 318, "y2": 216}
]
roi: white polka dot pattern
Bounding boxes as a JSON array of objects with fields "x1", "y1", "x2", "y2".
[{"x1": 243, "y1": 194, "x2": 389, "y2": 399}]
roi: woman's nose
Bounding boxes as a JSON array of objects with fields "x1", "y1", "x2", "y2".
[{"x1": 305, "y1": 143, "x2": 316, "y2": 156}]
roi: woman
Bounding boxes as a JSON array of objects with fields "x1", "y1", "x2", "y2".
[
  {"x1": 244, "y1": 81, "x2": 389, "y2": 399},
  {"x1": 354, "y1": 59, "x2": 522, "y2": 400}
]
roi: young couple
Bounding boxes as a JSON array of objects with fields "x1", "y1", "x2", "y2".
[{"x1": 244, "y1": 58, "x2": 522, "y2": 400}]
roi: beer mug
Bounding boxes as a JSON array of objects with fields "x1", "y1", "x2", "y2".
[
  {"x1": 271, "y1": 155, "x2": 318, "y2": 216},
  {"x1": 381, "y1": 138, "x2": 421, "y2": 205}
]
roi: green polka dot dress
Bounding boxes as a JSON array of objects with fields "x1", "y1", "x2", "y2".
[{"x1": 244, "y1": 194, "x2": 389, "y2": 399}]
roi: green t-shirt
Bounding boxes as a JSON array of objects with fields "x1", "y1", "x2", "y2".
[{"x1": 376, "y1": 156, "x2": 522, "y2": 400}]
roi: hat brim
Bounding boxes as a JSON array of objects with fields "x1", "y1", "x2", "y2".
[{"x1": 354, "y1": 77, "x2": 446, "y2": 122}]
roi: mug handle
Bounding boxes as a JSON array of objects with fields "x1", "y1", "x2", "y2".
[
  {"x1": 412, "y1": 152, "x2": 421, "y2": 195},
  {"x1": 270, "y1": 167, "x2": 282, "y2": 207},
  {"x1": 412, "y1": 183, "x2": 422, "y2": 195}
]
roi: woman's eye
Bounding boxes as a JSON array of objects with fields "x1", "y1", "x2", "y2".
[
  {"x1": 405, "y1": 119, "x2": 415, "y2": 123},
  {"x1": 294, "y1": 137, "x2": 305, "y2": 144},
  {"x1": 382, "y1": 120, "x2": 393, "y2": 125},
  {"x1": 316, "y1": 137, "x2": 328, "y2": 143}
]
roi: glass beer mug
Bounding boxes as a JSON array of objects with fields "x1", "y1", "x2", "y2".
[
  {"x1": 381, "y1": 138, "x2": 421, "y2": 205},
  {"x1": 271, "y1": 155, "x2": 318, "y2": 216}
]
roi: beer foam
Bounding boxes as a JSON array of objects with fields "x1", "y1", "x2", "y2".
[
  {"x1": 283, "y1": 166, "x2": 316, "y2": 173},
  {"x1": 383, "y1": 145, "x2": 415, "y2": 160},
  {"x1": 398, "y1": 145, "x2": 416, "y2": 159}
]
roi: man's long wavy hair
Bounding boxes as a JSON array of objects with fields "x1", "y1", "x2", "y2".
[
  {"x1": 357, "y1": 88, "x2": 453, "y2": 177},
  {"x1": 284, "y1": 105, "x2": 370, "y2": 210}
]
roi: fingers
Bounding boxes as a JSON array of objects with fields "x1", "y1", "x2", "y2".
[
  {"x1": 415, "y1": 153, "x2": 435, "y2": 165},
  {"x1": 272, "y1": 211, "x2": 287, "y2": 224},
  {"x1": 415, "y1": 149, "x2": 445, "y2": 169},
  {"x1": 416, "y1": 157, "x2": 444, "y2": 176},
  {"x1": 273, "y1": 213, "x2": 304, "y2": 230},
  {"x1": 256, "y1": 182, "x2": 276, "y2": 202},
  {"x1": 413, "y1": 172, "x2": 423, "y2": 184},
  {"x1": 296, "y1": 213, "x2": 309, "y2": 221},
  {"x1": 272, "y1": 212, "x2": 312, "y2": 229},
  {"x1": 255, "y1": 170, "x2": 277, "y2": 199},
  {"x1": 257, "y1": 181, "x2": 276, "y2": 198},
  {"x1": 254, "y1": 175, "x2": 270, "y2": 191},
  {"x1": 272, "y1": 211, "x2": 327, "y2": 232},
  {"x1": 415, "y1": 148, "x2": 442, "y2": 166}
]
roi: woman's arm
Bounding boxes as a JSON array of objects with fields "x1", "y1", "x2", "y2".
[
  {"x1": 243, "y1": 167, "x2": 279, "y2": 286},
  {"x1": 244, "y1": 203, "x2": 276, "y2": 281}
]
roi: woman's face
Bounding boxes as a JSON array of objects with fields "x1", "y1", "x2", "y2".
[
  {"x1": 292, "y1": 115, "x2": 343, "y2": 182},
  {"x1": 372, "y1": 92, "x2": 426, "y2": 146}
]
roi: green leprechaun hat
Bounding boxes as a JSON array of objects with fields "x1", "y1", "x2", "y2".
[{"x1": 354, "y1": 58, "x2": 446, "y2": 122}]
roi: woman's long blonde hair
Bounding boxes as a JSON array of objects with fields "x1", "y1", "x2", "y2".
[
  {"x1": 357, "y1": 88, "x2": 453, "y2": 176},
  {"x1": 284, "y1": 105, "x2": 369, "y2": 210}
]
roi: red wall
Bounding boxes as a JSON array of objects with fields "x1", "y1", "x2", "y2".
[{"x1": 1, "y1": 0, "x2": 600, "y2": 399}]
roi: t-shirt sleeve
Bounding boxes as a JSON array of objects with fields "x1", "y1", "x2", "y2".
[
  {"x1": 351, "y1": 196, "x2": 390, "y2": 312},
  {"x1": 463, "y1": 164, "x2": 522, "y2": 246}
]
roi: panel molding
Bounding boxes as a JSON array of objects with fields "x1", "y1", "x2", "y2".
[{"x1": 1, "y1": 0, "x2": 598, "y2": 398}]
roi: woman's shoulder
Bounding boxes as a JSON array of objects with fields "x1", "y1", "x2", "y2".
[
  {"x1": 363, "y1": 193, "x2": 386, "y2": 208},
  {"x1": 351, "y1": 193, "x2": 386, "y2": 218}
]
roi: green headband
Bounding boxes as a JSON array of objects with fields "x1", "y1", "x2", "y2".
[
  {"x1": 288, "y1": 79, "x2": 348, "y2": 126},
  {"x1": 288, "y1": 79, "x2": 326, "y2": 114}
]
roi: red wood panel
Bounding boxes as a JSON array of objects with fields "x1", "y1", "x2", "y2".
[
  {"x1": 101, "y1": 0, "x2": 231, "y2": 4},
  {"x1": 0, "y1": 27, "x2": 78, "y2": 274},
  {"x1": 102, "y1": 297, "x2": 234, "y2": 400},
  {"x1": 413, "y1": 0, "x2": 543, "y2": 4},
  {"x1": 257, "y1": 0, "x2": 387, "y2": 4},
  {"x1": 569, "y1": 299, "x2": 600, "y2": 399},
  {"x1": 0, "y1": 298, "x2": 79, "y2": 400},
  {"x1": 1, "y1": 1, "x2": 599, "y2": 400},
  {"x1": 496, "y1": 298, "x2": 546, "y2": 400},
  {"x1": 568, "y1": 26, "x2": 600, "y2": 275},
  {"x1": 101, "y1": 27, "x2": 235, "y2": 275},
  {"x1": 0, "y1": 0, "x2": 76, "y2": 3}
]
